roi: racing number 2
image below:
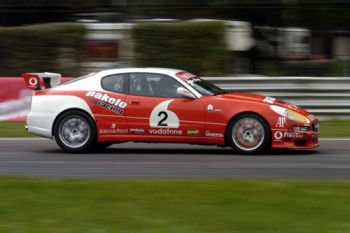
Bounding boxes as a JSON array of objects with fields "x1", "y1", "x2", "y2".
[{"x1": 157, "y1": 111, "x2": 168, "y2": 126}]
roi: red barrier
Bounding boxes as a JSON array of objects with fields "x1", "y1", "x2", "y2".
[{"x1": 0, "y1": 77, "x2": 72, "y2": 122}]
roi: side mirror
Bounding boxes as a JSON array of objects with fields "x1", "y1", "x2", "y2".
[{"x1": 177, "y1": 87, "x2": 196, "y2": 99}]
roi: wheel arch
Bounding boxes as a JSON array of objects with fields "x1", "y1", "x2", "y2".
[
  {"x1": 51, "y1": 108, "x2": 96, "y2": 137},
  {"x1": 224, "y1": 111, "x2": 272, "y2": 146}
]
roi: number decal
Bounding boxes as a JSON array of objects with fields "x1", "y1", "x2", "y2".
[
  {"x1": 150, "y1": 100, "x2": 179, "y2": 128},
  {"x1": 157, "y1": 111, "x2": 168, "y2": 126}
]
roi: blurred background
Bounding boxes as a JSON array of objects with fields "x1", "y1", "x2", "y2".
[
  {"x1": 1, "y1": 0, "x2": 350, "y2": 124},
  {"x1": 0, "y1": 0, "x2": 349, "y2": 76}
]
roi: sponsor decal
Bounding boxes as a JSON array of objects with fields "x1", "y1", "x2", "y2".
[
  {"x1": 130, "y1": 128, "x2": 145, "y2": 134},
  {"x1": 274, "y1": 131, "x2": 283, "y2": 141},
  {"x1": 86, "y1": 91, "x2": 127, "y2": 114},
  {"x1": 205, "y1": 131, "x2": 224, "y2": 138},
  {"x1": 99, "y1": 128, "x2": 128, "y2": 134},
  {"x1": 274, "y1": 131, "x2": 305, "y2": 141},
  {"x1": 284, "y1": 132, "x2": 305, "y2": 139},
  {"x1": 149, "y1": 128, "x2": 183, "y2": 135},
  {"x1": 263, "y1": 96, "x2": 276, "y2": 104},
  {"x1": 150, "y1": 100, "x2": 179, "y2": 128},
  {"x1": 187, "y1": 129, "x2": 200, "y2": 136},
  {"x1": 207, "y1": 104, "x2": 213, "y2": 113},
  {"x1": 28, "y1": 77, "x2": 39, "y2": 87},
  {"x1": 176, "y1": 71, "x2": 196, "y2": 80},
  {"x1": 276, "y1": 117, "x2": 287, "y2": 128}
]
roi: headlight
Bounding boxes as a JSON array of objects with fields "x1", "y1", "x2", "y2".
[{"x1": 270, "y1": 105, "x2": 310, "y2": 124}]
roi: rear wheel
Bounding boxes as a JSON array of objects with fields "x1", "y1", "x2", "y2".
[
  {"x1": 53, "y1": 110, "x2": 96, "y2": 153},
  {"x1": 227, "y1": 114, "x2": 271, "y2": 155}
]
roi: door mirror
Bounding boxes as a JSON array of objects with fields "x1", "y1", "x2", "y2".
[{"x1": 177, "y1": 87, "x2": 196, "y2": 99}]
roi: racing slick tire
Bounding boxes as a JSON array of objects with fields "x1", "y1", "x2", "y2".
[
  {"x1": 53, "y1": 110, "x2": 97, "y2": 153},
  {"x1": 227, "y1": 113, "x2": 271, "y2": 155}
]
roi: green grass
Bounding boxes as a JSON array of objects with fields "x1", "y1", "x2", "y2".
[
  {"x1": 1, "y1": 121, "x2": 350, "y2": 137},
  {"x1": 319, "y1": 120, "x2": 350, "y2": 137},
  {"x1": 0, "y1": 177, "x2": 350, "y2": 233},
  {"x1": 0, "y1": 122, "x2": 33, "y2": 137}
]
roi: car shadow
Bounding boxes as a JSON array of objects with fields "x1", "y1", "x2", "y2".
[
  {"x1": 99, "y1": 147, "x2": 318, "y2": 156},
  {"x1": 41, "y1": 146, "x2": 319, "y2": 156}
]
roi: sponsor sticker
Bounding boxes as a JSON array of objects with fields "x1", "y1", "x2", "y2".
[
  {"x1": 274, "y1": 131, "x2": 305, "y2": 141},
  {"x1": 263, "y1": 97, "x2": 276, "y2": 104},
  {"x1": 99, "y1": 128, "x2": 128, "y2": 134},
  {"x1": 274, "y1": 131, "x2": 283, "y2": 141},
  {"x1": 205, "y1": 131, "x2": 224, "y2": 138},
  {"x1": 130, "y1": 128, "x2": 145, "y2": 134},
  {"x1": 187, "y1": 129, "x2": 200, "y2": 136},
  {"x1": 28, "y1": 77, "x2": 39, "y2": 87},
  {"x1": 176, "y1": 71, "x2": 196, "y2": 80},
  {"x1": 86, "y1": 91, "x2": 127, "y2": 114},
  {"x1": 284, "y1": 132, "x2": 305, "y2": 139},
  {"x1": 276, "y1": 117, "x2": 287, "y2": 128},
  {"x1": 207, "y1": 104, "x2": 213, "y2": 113},
  {"x1": 149, "y1": 128, "x2": 183, "y2": 135}
]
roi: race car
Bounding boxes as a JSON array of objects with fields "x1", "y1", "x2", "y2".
[{"x1": 22, "y1": 68, "x2": 320, "y2": 154}]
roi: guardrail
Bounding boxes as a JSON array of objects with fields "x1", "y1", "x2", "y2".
[{"x1": 202, "y1": 77, "x2": 350, "y2": 119}]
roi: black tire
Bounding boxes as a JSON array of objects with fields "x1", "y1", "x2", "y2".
[
  {"x1": 226, "y1": 114, "x2": 271, "y2": 155},
  {"x1": 53, "y1": 110, "x2": 97, "y2": 153}
]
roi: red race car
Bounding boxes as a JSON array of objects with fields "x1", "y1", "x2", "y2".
[{"x1": 22, "y1": 68, "x2": 320, "y2": 154}]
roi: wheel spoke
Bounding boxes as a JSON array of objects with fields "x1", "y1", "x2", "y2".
[
  {"x1": 232, "y1": 117, "x2": 265, "y2": 151},
  {"x1": 59, "y1": 116, "x2": 90, "y2": 148}
]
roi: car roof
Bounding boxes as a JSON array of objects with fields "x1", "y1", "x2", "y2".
[{"x1": 96, "y1": 67, "x2": 185, "y2": 77}]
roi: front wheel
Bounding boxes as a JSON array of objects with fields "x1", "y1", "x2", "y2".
[
  {"x1": 53, "y1": 110, "x2": 97, "y2": 153},
  {"x1": 227, "y1": 114, "x2": 271, "y2": 155}
]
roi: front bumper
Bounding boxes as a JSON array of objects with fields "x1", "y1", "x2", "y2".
[{"x1": 271, "y1": 122, "x2": 320, "y2": 149}]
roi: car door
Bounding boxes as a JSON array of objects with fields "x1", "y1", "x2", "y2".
[{"x1": 125, "y1": 72, "x2": 205, "y2": 139}]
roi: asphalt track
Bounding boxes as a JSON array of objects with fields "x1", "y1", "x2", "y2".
[{"x1": 0, "y1": 138, "x2": 349, "y2": 179}]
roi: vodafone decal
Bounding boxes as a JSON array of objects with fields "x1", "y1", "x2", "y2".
[{"x1": 149, "y1": 128, "x2": 182, "y2": 135}]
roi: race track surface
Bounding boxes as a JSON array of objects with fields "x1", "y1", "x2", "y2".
[{"x1": 0, "y1": 138, "x2": 349, "y2": 179}]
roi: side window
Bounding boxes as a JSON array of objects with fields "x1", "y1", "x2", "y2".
[
  {"x1": 101, "y1": 74, "x2": 127, "y2": 94},
  {"x1": 130, "y1": 73, "x2": 183, "y2": 98}
]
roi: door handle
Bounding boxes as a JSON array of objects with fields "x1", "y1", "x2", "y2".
[{"x1": 131, "y1": 101, "x2": 140, "y2": 105}]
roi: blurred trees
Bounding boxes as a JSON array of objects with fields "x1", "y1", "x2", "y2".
[
  {"x1": 132, "y1": 21, "x2": 230, "y2": 75},
  {"x1": 0, "y1": 23, "x2": 85, "y2": 76},
  {"x1": 0, "y1": 0, "x2": 350, "y2": 31}
]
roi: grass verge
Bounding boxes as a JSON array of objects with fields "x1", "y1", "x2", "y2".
[
  {"x1": 0, "y1": 177, "x2": 350, "y2": 233},
  {"x1": 0, "y1": 121, "x2": 350, "y2": 137}
]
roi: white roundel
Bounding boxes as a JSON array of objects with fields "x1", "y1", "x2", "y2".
[
  {"x1": 274, "y1": 131, "x2": 283, "y2": 140},
  {"x1": 29, "y1": 77, "x2": 39, "y2": 86},
  {"x1": 150, "y1": 100, "x2": 179, "y2": 128}
]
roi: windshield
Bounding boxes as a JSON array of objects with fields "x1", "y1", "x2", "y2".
[{"x1": 186, "y1": 77, "x2": 227, "y2": 96}]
